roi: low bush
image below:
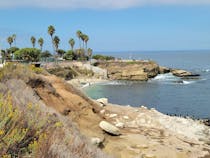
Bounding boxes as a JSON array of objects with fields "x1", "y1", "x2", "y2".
[
  {"x1": 0, "y1": 94, "x2": 57, "y2": 157},
  {"x1": 92, "y1": 54, "x2": 115, "y2": 61},
  {"x1": 47, "y1": 67, "x2": 78, "y2": 80}
]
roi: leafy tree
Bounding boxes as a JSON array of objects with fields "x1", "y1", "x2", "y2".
[
  {"x1": 1, "y1": 49, "x2": 7, "y2": 61},
  {"x1": 38, "y1": 38, "x2": 44, "y2": 51},
  {"x1": 68, "y1": 38, "x2": 75, "y2": 51},
  {"x1": 63, "y1": 50, "x2": 74, "y2": 60},
  {"x1": 75, "y1": 49, "x2": 87, "y2": 61},
  {"x1": 14, "y1": 48, "x2": 41, "y2": 62},
  {"x1": 57, "y1": 49, "x2": 66, "y2": 58},
  {"x1": 7, "y1": 47, "x2": 19, "y2": 60},
  {"x1": 41, "y1": 50, "x2": 52, "y2": 58},
  {"x1": 53, "y1": 36, "x2": 60, "y2": 53},
  {"x1": 76, "y1": 30, "x2": 82, "y2": 49},
  {"x1": 40, "y1": 50, "x2": 52, "y2": 61},
  {"x1": 7, "y1": 36, "x2": 13, "y2": 48},
  {"x1": 30, "y1": 36, "x2": 36, "y2": 48}
]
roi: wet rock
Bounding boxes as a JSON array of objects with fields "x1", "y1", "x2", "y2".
[{"x1": 99, "y1": 121, "x2": 121, "y2": 136}]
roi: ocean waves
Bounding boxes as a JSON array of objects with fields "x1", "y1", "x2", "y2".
[{"x1": 150, "y1": 73, "x2": 202, "y2": 85}]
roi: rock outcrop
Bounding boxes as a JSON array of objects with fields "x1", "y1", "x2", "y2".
[
  {"x1": 171, "y1": 69, "x2": 200, "y2": 78},
  {"x1": 159, "y1": 66, "x2": 170, "y2": 74},
  {"x1": 97, "y1": 61, "x2": 159, "y2": 81}
]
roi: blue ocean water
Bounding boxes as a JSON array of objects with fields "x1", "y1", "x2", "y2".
[{"x1": 84, "y1": 50, "x2": 210, "y2": 119}]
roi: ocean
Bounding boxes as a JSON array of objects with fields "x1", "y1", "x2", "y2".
[{"x1": 84, "y1": 50, "x2": 210, "y2": 119}]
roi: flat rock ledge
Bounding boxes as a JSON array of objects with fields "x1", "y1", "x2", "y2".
[
  {"x1": 99, "y1": 121, "x2": 121, "y2": 136},
  {"x1": 171, "y1": 69, "x2": 200, "y2": 78}
]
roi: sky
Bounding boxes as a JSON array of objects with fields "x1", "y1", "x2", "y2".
[{"x1": 0, "y1": 0, "x2": 210, "y2": 52}]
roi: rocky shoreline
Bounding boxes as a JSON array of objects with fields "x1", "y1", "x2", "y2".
[
  {"x1": 92, "y1": 97, "x2": 210, "y2": 158},
  {"x1": 96, "y1": 60, "x2": 200, "y2": 81},
  {"x1": 0, "y1": 64, "x2": 208, "y2": 158}
]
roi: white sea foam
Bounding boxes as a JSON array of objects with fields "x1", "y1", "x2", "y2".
[
  {"x1": 204, "y1": 69, "x2": 210, "y2": 72},
  {"x1": 151, "y1": 73, "x2": 179, "y2": 82},
  {"x1": 182, "y1": 80, "x2": 195, "y2": 85},
  {"x1": 100, "y1": 81, "x2": 129, "y2": 86},
  {"x1": 151, "y1": 73, "x2": 199, "y2": 85}
]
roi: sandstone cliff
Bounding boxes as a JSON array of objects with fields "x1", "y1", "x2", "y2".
[{"x1": 97, "y1": 60, "x2": 159, "y2": 81}]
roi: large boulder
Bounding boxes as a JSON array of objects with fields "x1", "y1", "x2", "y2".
[
  {"x1": 171, "y1": 69, "x2": 200, "y2": 78},
  {"x1": 99, "y1": 121, "x2": 121, "y2": 136}
]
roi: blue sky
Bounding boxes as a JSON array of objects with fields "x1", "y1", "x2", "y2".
[{"x1": 0, "y1": 0, "x2": 210, "y2": 52}]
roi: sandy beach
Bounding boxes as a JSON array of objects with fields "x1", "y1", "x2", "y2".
[{"x1": 67, "y1": 77, "x2": 108, "y2": 88}]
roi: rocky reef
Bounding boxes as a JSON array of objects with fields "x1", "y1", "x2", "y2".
[
  {"x1": 97, "y1": 60, "x2": 199, "y2": 81},
  {"x1": 97, "y1": 60, "x2": 160, "y2": 81}
]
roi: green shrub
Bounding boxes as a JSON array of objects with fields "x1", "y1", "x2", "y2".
[
  {"x1": 0, "y1": 94, "x2": 56, "y2": 157},
  {"x1": 47, "y1": 67, "x2": 78, "y2": 80},
  {"x1": 57, "y1": 49, "x2": 66, "y2": 58},
  {"x1": 63, "y1": 50, "x2": 74, "y2": 60},
  {"x1": 92, "y1": 54, "x2": 115, "y2": 61}
]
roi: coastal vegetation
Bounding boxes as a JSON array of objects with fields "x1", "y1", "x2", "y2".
[
  {"x1": 1, "y1": 25, "x2": 94, "y2": 63},
  {"x1": 0, "y1": 64, "x2": 110, "y2": 158},
  {"x1": 92, "y1": 54, "x2": 115, "y2": 61}
]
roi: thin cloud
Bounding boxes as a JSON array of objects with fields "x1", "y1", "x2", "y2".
[{"x1": 0, "y1": 0, "x2": 210, "y2": 9}]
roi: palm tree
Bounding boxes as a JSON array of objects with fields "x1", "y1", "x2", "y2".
[
  {"x1": 7, "y1": 36, "x2": 13, "y2": 48},
  {"x1": 48, "y1": 25, "x2": 55, "y2": 39},
  {"x1": 76, "y1": 30, "x2": 82, "y2": 49},
  {"x1": 12, "y1": 34, "x2": 16, "y2": 46},
  {"x1": 30, "y1": 36, "x2": 36, "y2": 48},
  {"x1": 48, "y1": 25, "x2": 56, "y2": 54},
  {"x1": 80, "y1": 34, "x2": 86, "y2": 49},
  {"x1": 87, "y1": 48, "x2": 93, "y2": 60},
  {"x1": 69, "y1": 38, "x2": 75, "y2": 51},
  {"x1": 53, "y1": 36, "x2": 60, "y2": 53},
  {"x1": 84, "y1": 35, "x2": 89, "y2": 51},
  {"x1": 38, "y1": 38, "x2": 44, "y2": 51}
]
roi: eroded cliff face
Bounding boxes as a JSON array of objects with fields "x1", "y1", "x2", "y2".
[{"x1": 97, "y1": 61, "x2": 160, "y2": 81}]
